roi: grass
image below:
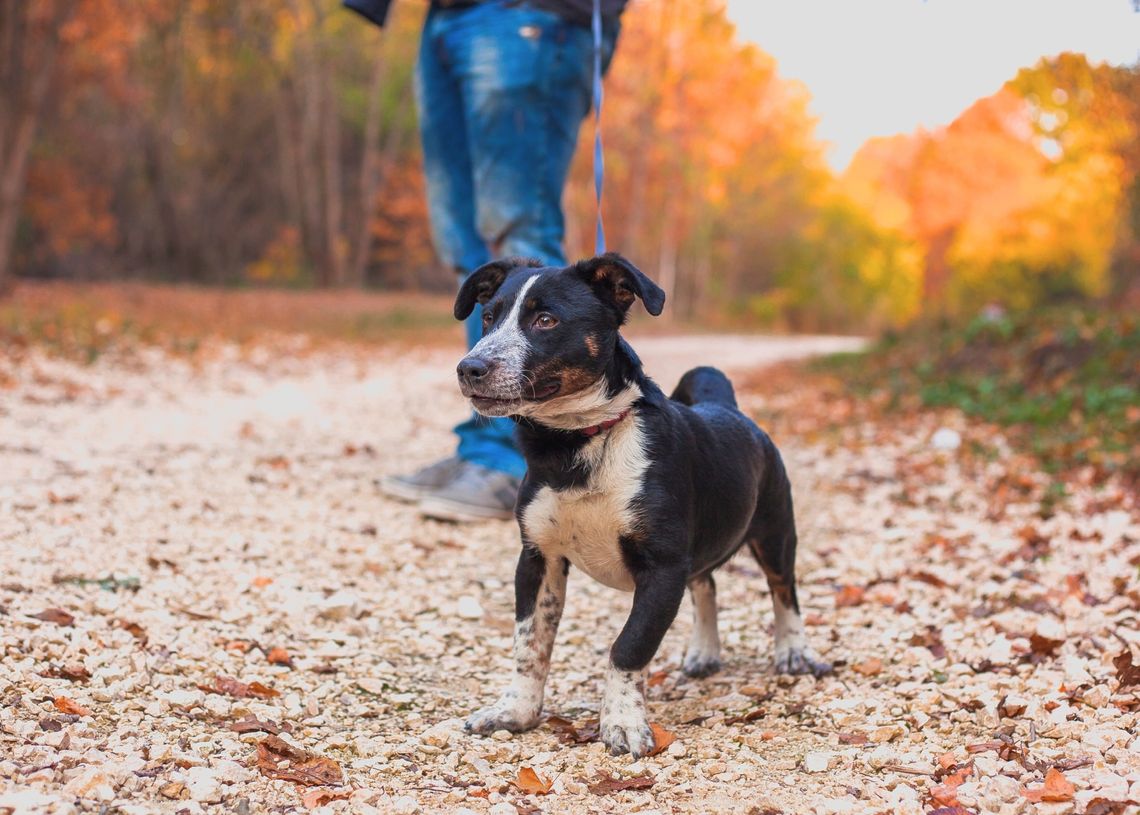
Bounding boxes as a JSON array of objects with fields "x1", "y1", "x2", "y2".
[
  {"x1": 815, "y1": 306, "x2": 1139, "y2": 483},
  {"x1": 0, "y1": 282, "x2": 461, "y2": 362}
]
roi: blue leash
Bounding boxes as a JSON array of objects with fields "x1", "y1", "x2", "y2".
[{"x1": 590, "y1": 0, "x2": 606, "y2": 255}]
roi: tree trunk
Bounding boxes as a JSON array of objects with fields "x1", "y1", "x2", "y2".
[
  {"x1": 348, "y1": 41, "x2": 389, "y2": 287},
  {"x1": 0, "y1": 0, "x2": 70, "y2": 296}
]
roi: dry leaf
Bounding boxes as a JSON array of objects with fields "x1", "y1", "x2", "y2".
[
  {"x1": 1022, "y1": 767, "x2": 1076, "y2": 803},
  {"x1": 1112, "y1": 649, "x2": 1140, "y2": 688},
  {"x1": 587, "y1": 773, "x2": 654, "y2": 794},
  {"x1": 1028, "y1": 632, "x2": 1064, "y2": 658},
  {"x1": 301, "y1": 788, "x2": 351, "y2": 808},
  {"x1": 834, "y1": 585, "x2": 865, "y2": 608},
  {"x1": 41, "y1": 663, "x2": 90, "y2": 682},
  {"x1": 838, "y1": 731, "x2": 868, "y2": 745},
  {"x1": 512, "y1": 767, "x2": 552, "y2": 795},
  {"x1": 53, "y1": 696, "x2": 92, "y2": 716},
  {"x1": 255, "y1": 735, "x2": 343, "y2": 787},
  {"x1": 646, "y1": 670, "x2": 668, "y2": 687},
  {"x1": 266, "y1": 647, "x2": 293, "y2": 667},
  {"x1": 544, "y1": 715, "x2": 598, "y2": 745},
  {"x1": 251, "y1": 576, "x2": 273, "y2": 588},
  {"x1": 911, "y1": 570, "x2": 952, "y2": 589},
  {"x1": 647, "y1": 723, "x2": 675, "y2": 756},
  {"x1": 852, "y1": 657, "x2": 883, "y2": 676},
  {"x1": 32, "y1": 608, "x2": 75, "y2": 626},
  {"x1": 725, "y1": 708, "x2": 766, "y2": 725},
  {"x1": 199, "y1": 675, "x2": 280, "y2": 699},
  {"x1": 115, "y1": 618, "x2": 148, "y2": 645},
  {"x1": 230, "y1": 715, "x2": 289, "y2": 735}
]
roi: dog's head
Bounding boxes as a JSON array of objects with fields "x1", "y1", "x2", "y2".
[{"x1": 453, "y1": 253, "x2": 665, "y2": 419}]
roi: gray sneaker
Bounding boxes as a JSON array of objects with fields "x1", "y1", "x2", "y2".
[
  {"x1": 378, "y1": 456, "x2": 467, "y2": 503},
  {"x1": 418, "y1": 463, "x2": 520, "y2": 523}
]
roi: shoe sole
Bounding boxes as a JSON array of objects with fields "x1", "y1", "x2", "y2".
[
  {"x1": 377, "y1": 477, "x2": 435, "y2": 504},
  {"x1": 418, "y1": 495, "x2": 514, "y2": 523}
]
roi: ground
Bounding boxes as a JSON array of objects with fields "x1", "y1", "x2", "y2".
[{"x1": 0, "y1": 332, "x2": 1137, "y2": 815}]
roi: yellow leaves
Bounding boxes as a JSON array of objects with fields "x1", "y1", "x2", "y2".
[{"x1": 511, "y1": 767, "x2": 552, "y2": 795}]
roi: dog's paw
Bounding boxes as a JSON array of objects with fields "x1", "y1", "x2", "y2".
[
  {"x1": 773, "y1": 645, "x2": 832, "y2": 678},
  {"x1": 600, "y1": 712, "x2": 656, "y2": 758},
  {"x1": 464, "y1": 697, "x2": 542, "y2": 735},
  {"x1": 681, "y1": 653, "x2": 722, "y2": 678}
]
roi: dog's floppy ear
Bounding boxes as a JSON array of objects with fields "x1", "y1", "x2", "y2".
[
  {"x1": 573, "y1": 253, "x2": 666, "y2": 318},
  {"x1": 454, "y1": 257, "x2": 543, "y2": 320}
]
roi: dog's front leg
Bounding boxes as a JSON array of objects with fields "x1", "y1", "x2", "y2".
[
  {"x1": 466, "y1": 545, "x2": 566, "y2": 734},
  {"x1": 603, "y1": 559, "x2": 688, "y2": 758}
]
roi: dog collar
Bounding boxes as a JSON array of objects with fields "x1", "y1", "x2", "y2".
[{"x1": 579, "y1": 408, "x2": 631, "y2": 437}]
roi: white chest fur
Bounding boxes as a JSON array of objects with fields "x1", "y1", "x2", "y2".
[{"x1": 520, "y1": 415, "x2": 649, "y2": 592}]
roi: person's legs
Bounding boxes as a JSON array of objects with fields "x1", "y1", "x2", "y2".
[{"x1": 450, "y1": 1, "x2": 618, "y2": 264}]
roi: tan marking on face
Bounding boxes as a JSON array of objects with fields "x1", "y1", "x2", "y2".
[{"x1": 585, "y1": 335, "x2": 599, "y2": 357}]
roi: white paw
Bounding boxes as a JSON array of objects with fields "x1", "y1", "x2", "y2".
[
  {"x1": 600, "y1": 704, "x2": 656, "y2": 758},
  {"x1": 682, "y1": 650, "x2": 722, "y2": 678},
  {"x1": 464, "y1": 689, "x2": 542, "y2": 735},
  {"x1": 773, "y1": 644, "x2": 832, "y2": 677}
]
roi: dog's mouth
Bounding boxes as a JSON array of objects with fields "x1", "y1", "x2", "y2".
[{"x1": 466, "y1": 379, "x2": 561, "y2": 412}]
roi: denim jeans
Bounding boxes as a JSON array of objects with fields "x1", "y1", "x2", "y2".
[{"x1": 414, "y1": 0, "x2": 618, "y2": 479}]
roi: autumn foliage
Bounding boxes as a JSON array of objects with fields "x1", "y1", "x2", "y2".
[{"x1": 4, "y1": 0, "x2": 1138, "y2": 331}]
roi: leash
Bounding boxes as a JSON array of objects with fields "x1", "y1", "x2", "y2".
[{"x1": 591, "y1": 0, "x2": 606, "y2": 254}]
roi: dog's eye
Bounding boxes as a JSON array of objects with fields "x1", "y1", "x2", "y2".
[
  {"x1": 533, "y1": 313, "x2": 558, "y2": 330},
  {"x1": 482, "y1": 311, "x2": 494, "y2": 328}
]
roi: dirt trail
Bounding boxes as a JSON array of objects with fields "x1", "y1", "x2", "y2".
[{"x1": 0, "y1": 336, "x2": 1136, "y2": 815}]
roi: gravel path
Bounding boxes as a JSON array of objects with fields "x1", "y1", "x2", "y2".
[{"x1": 1, "y1": 335, "x2": 1137, "y2": 815}]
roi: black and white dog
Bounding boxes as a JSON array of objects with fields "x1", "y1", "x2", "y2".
[{"x1": 454, "y1": 253, "x2": 830, "y2": 758}]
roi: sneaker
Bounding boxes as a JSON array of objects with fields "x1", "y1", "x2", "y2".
[
  {"x1": 378, "y1": 456, "x2": 467, "y2": 503},
  {"x1": 418, "y1": 463, "x2": 520, "y2": 523}
]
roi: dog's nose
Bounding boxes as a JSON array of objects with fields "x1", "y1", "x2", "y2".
[{"x1": 457, "y1": 357, "x2": 493, "y2": 383}]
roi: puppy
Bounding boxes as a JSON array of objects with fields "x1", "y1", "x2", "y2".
[{"x1": 454, "y1": 253, "x2": 830, "y2": 758}]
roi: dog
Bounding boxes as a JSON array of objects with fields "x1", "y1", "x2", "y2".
[{"x1": 453, "y1": 253, "x2": 830, "y2": 758}]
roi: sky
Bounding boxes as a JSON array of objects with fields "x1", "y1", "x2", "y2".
[{"x1": 724, "y1": 0, "x2": 1140, "y2": 171}]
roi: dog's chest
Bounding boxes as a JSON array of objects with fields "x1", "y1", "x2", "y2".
[{"x1": 521, "y1": 420, "x2": 648, "y2": 592}]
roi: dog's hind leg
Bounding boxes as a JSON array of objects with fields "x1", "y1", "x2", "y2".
[
  {"x1": 747, "y1": 451, "x2": 831, "y2": 678},
  {"x1": 466, "y1": 546, "x2": 567, "y2": 734},
  {"x1": 682, "y1": 575, "x2": 722, "y2": 677}
]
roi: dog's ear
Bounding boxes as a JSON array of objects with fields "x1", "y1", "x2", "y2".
[
  {"x1": 454, "y1": 257, "x2": 543, "y2": 320},
  {"x1": 573, "y1": 253, "x2": 666, "y2": 318}
]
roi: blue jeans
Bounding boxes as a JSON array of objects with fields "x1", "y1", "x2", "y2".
[{"x1": 415, "y1": 0, "x2": 618, "y2": 479}]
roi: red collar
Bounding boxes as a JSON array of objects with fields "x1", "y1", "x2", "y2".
[{"x1": 579, "y1": 408, "x2": 631, "y2": 437}]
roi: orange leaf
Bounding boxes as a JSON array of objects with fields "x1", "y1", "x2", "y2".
[
  {"x1": 301, "y1": 788, "x2": 350, "y2": 808},
  {"x1": 266, "y1": 647, "x2": 293, "y2": 667},
  {"x1": 647, "y1": 723, "x2": 675, "y2": 756},
  {"x1": 835, "y1": 585, "x2": 865, "y2": 608},
  {"x1": 252, "y1": 576, "x2": 273, "y2": 588},
  {"x1": 1022, "y1": 768, "x2": 1075, "y2": 803},
  {"x1": 646, "y1": 670, "x2": 668, "y2": 687},
  {"x1": 512, "y1": 767, "x2": 552, "y2": 795},
  {"x1": 852, "y1": 657, "x2": 883, "y2": 676},
  {"x1": 53, "y1": 696, "x2": 92, "y2": 716},
  {"x1": 929, "y1": 784, "x2": 960, "y2": 808}
]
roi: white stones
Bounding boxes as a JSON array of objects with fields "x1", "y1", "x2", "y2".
[
  {"x1": 455, "y1": 596, "x2": 484, "y2": 620},
  {"x1": 63, "y1": 767, "x2": 116, "y2": 801},
  {"x1": 803, "y1": 752, "x2": 830, "y2": 772},
  {"x1": 182, "y1": 767, "x2": 223, "y2": 803},
  {"x1": 391, "y1": 795, "x2": 421, "y2": 814},
  {"x1": 930, "y1": 428, "x2": 962, "y2": 451},
  {"x1": 317, "y1": 590, "x2": 361, "y2": 621}
]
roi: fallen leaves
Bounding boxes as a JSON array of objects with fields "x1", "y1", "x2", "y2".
[
  {"x1": 544, "y1": 715, "x2": 599, "y2": 745},
  {"x1": 587, "y1": 773, "x2": 654, "y2": 794},
  {"x1": 1028, "y1": 632, "x2": 1065, "y2": 659},
  {"x1": 53, "y1": 696, "x2": 92, "y2": 716},
  {"x1": 255, "y1": 735, "x2": 343, "y2": 787},
  {"x1": 40, "y1": 662, "x2": 90, "y2": 682},
  {"x1": 851, "y1": 657, "x2": 884, "y2": 676},
  {"x1": 511, "y1": 767, "x2": 552, "y2": 795},
  {"x1": 300, "y1": 788, "x2": 351, "y2": 808},
  {"x1": 1021, "y1": 767, "x2": 1076, "y2": 803},
  {"x1": 114, "y1": 618, "x2": 148, "y2": 645},
  {"x1": 834, "y1": 585, "x2": 865, "y2": 608},
  {"x1": 266, "y1": 647, "x2": 294, "y2": 667},
  {"x1": 31, "y1": 608, "x2": 74, "y2": 626},
  {"x1": 1113, "y1": 649, "x2": 1140, "y2": 688},
  {"x1": 198, "y1": 675, "x2": 280, "y2": 699},
  {"x1": 230, "y1": 715, "x2": 290, "y2": 735},
  {"x1": 648, "y1": 723, "x2": 675, "y2": 756}
]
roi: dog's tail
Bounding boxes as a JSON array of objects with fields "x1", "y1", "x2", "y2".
[{"x1": 670, "y1": 366, "x2": 737, "y2": 408}]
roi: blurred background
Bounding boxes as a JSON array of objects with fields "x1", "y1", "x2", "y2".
[{"x1": 2, "y1": 0, "x2": 1137, "y2": 335}]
